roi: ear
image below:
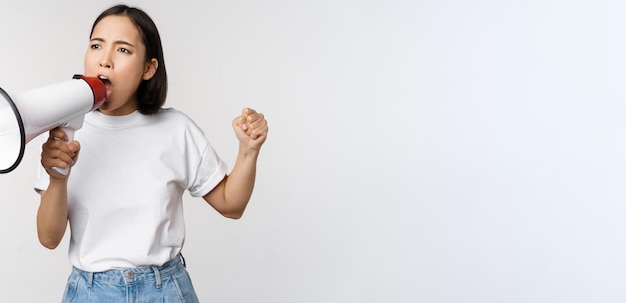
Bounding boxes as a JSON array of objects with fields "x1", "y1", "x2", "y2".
[{"x1": 142, "y1": 58, "x2": 158, "y2": 80}]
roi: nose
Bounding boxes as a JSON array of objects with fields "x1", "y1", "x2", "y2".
[
  {"x1": 99, "y1": 52, "x2": 113, "y2": 69},
  {"x1": 99, "y1": 60, "x2": 112, "y2": 69}
]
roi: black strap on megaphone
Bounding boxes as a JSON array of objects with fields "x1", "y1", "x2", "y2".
[{"x1": 0, "y1": 86, "x2": 26, "y2": 174}]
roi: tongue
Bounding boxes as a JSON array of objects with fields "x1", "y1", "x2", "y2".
[{"x1": 105, "y1": 83, "x2": 113, "y2": 99}]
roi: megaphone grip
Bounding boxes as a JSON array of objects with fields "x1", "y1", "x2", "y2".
[
  {"x1": 51, "y1": 126, "x2": 74, "y2": 176},
  {"x1": 50, "y1": 114, "x2": 83, "y2": 176}
]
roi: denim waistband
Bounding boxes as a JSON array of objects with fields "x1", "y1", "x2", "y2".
[{"x1": 73, "y1": 254, "x2": 186, "y2": 288}]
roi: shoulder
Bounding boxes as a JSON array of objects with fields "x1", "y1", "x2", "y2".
[
  {"x1": 153, "y1": 108, "x2": 207, "y2": 137},
  {"x1": 154, "y1": 107, "x2": 193, "y2": 122},
  {"x1": 148, "y1": 108, "x2": 200, "y2": 128}
]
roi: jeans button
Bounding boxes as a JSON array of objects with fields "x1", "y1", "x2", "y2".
[{"x1": 127, "y1": 272, "x2": 135, "y2": 279}]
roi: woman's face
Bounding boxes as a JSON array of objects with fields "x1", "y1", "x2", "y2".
[{"x1": 84, "y1": 15, "x2": 157, "y2": 116}]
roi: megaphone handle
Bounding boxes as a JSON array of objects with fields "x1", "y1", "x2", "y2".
[
  {"x1": 51, "y1": 126, "x2": 75, "y2": 176},
  {"x1": 51, "y1": 114, "x2": 83, "y2": 176}
]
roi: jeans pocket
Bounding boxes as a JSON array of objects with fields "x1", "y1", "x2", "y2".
[
  {"x1": 171, "y1": 269, "x2": 199, "y2": 303},
  {"x1": 61, "y1": 270, "x2": 80, "y2": 303}
]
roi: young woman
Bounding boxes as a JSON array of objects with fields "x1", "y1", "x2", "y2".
[{"x1": 34, "y1": 4, "x2": 268, "y2": 302}]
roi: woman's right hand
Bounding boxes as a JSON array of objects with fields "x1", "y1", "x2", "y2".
[{"x1": 41, "y1": 127, "x2": 80, "y2": 179}]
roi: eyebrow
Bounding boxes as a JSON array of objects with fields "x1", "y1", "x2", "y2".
[{"x1": 90, "y1": 37, "x2": 136, "y2": 48}]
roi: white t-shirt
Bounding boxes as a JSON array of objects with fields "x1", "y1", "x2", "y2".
[{"x1": 34, "y1": 108, "x2": 228, "y2": 272}]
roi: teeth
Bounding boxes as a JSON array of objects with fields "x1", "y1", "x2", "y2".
[{"x1": 98, "y1": 75, "x2": 108, "y2": 80}]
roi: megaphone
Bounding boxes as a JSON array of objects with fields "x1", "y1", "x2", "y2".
[{"x1": 0, "y1": 74, "x2": 106, "y2": 174}]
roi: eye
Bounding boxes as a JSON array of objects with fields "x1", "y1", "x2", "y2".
[
  {"x1": 90, "y1": 44, "x2": 101, "y2": 49},
  {"x1": 118, "y1": 48, "x2": 131, "y2": 54}
]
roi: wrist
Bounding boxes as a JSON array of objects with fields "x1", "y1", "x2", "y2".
[
  {"x1": 48, "y1": 175, "x2": 69, "y2": 186},
  {"x1": 238, "y1": 144, "x2": 260, "y2": 159}
]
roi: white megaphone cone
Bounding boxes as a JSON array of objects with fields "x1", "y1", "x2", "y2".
[{"x1": 0, "y1": 74, "x2": 106, "y2": 174}]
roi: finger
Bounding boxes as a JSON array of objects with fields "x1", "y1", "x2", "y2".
[
  {"x1": 46, "y1": 138, "x2": 77, "y2": 157},
  {"x1": 247, "y1": 117, "x2": 268, "y2": 138},
  {"x1": 68, "y1": 141, "x2": 80, "y2": 154},
  {"x1": 247, "y1": 116, "x2": 267, "y2": 135},
  {"x1": 246, "y1": 113, "x2": 265, "y2": 127},
  {"x1": 242, "y1": 108, "x2": 259, "y2": 130},
  {"x1": 42, "y1": 139, "x2": 79, "y2": 166},
  {"x1": 242, "y1": 107, "x2": 257, "y2": 117},
  {"x1": 250, "y1": 125, "x2": 269, "y2": 140},
  {"x1": 46, "y1": 148, "x2": 75, "y2": 166},
  {"x1": 49, "y1": 127, "x2": 68, "y2": 141},
  {"x1": 239, "y1": 108, "x2": 250, "y2": 126},
  {"x1": 41, "y1": 155, "x2": 73, "y2": 177},
  {"x1": 238, "y1": 114, "x2": 248, "y2": 131},
  {"x1": 43, "y1": 156, "x2": 72, "y2": 171},
  {"x1": 70, "y1": 141, "x2": 81, "y2": 162}
]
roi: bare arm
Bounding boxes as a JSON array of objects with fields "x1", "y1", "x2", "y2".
[
  {"x1": 37, "y1": 182, "x2": 69, "y2": 249},
  {"x1": 36, "y1": 128, "x2": 80, "y2": 249},
  {"x1": 203, "y1": 108, "x2": 268, "y2": 219}
]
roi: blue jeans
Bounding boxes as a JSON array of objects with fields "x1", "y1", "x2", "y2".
[{"x1": 61, "y1": 255, "x2": 200, "y2": 303}]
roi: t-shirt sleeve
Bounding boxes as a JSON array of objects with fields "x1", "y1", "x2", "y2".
[
  {"x1": 179, "y1": 112, "x2": 228, "y2": 197},
  {"x1": 33, "y1": 164, "x2": 50, "y2": 194},
  {"x1": 187, "y1": 142, "x2": 228, "y2": 197},
  {"x1": 33, "y1": 137, "x2": 50, "y2": 194}
]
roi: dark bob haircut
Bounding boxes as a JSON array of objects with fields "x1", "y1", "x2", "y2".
[{"x1": 90, "y1": 4, "x2": 168, "y2": 115}]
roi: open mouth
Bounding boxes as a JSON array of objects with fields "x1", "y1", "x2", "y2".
[
  {"x1": 98, "y1": 75, "x2": 110, "y2": 84},
  {"x1": 98, "y1": 75, "x2": 113, "y2": 99}
]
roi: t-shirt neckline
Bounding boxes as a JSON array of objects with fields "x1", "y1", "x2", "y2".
[{"x1": 86, "y1": 109, "x2": 145, "y2": 129}]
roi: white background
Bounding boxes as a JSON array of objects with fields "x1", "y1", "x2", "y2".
[{"x1": 0, "y1": 1, "x2": 624, "y2": 302}]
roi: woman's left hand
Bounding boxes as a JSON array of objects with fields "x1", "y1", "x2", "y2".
[{"x1": 233, "y1": 107, "x2": 268, "y2": 152}]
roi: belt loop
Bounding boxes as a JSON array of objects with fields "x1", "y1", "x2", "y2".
[
  {"x1": 180, "y1": 253, "x2": 186, "y2": 268},
  {"x1": 152, "y1": 266, "x2": 162, "y2": 289},
  {"x1": 87, "y1": 272, "x2": 94, "y2": 288}
]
